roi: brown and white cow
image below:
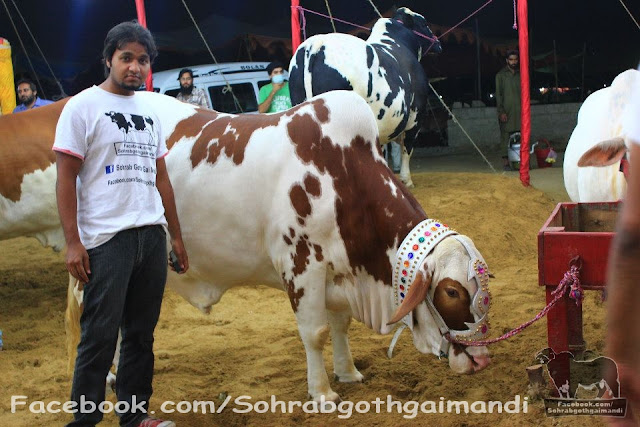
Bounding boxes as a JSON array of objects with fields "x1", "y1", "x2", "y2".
[
  {"x1": 0, "y1": 100, "x2": 69, "y2": 250},
  {"x1": 1, "y1": 90, "x2": 492, "y2": 402}
]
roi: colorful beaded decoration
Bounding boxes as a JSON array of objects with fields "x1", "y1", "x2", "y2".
[{"x1": 393, "y1": 219, "x2": 457, "y2": 308}]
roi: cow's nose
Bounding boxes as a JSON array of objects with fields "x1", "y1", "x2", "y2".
[{"x1": 472, "y1": 355, "x2": 491, "y2": 372}]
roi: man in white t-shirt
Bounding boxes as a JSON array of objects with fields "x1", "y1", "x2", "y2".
[
  {"x1": 54, "y1": 21, "x2": 187, "y2": 427},
  {"x1": 606, "y1": 67, "x2": 640, "y2": 426}
]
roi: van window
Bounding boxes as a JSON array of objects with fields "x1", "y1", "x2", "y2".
[
  {"x1": 208, "y1": 83, "x2": 258, "y2": 114},
  {"x1": 164, "y1": 88, "x2": 180, "y2": 98}
]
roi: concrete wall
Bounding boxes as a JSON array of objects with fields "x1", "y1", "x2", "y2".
[{"x1": 446, "y1": 103, "x2": 581, "y2": 153}]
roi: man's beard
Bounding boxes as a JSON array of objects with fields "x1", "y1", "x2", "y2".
[
  {"x1": 21, "y1": 95, "x2": 35, "y2": 105},
  {"x1": 117, "y1": 76, "x2": 143, "y2": 92},
  {"x1": 118, "y1": 82, "x2": 142, "y2": 91},
  {"x1": 508, "y1": 63, "x2": 518, "y2": 71},
  {"x1": 180, "y1": 84, "x2": 194, "y2": 95}
]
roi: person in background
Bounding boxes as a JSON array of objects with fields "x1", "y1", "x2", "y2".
[
  {"x1": 495, "y1": 50, "x2": 521, "y2": 170},
  {"x1": 605, "y1": 65, "x2": 640, "y2": 426},
  {"x1": 258, "y1": 60, "x2": 292, "y2": 113},
  {"x1": 54, "y1": 20, "x2": 188, "y2": 427},
  {"x1": 13, "y1": 78, "x2": 53, "y2": 113},
  {"x1": 175, "y1": 68, "x2": 210, "y2": 109}
]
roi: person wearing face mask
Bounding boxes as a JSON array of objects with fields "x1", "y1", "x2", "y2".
[{"x1": 258, "y1": 61, "x2": 292, "y2": 113}]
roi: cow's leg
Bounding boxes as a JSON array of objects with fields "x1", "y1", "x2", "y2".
[
  {"x1": 397, "y1": 133, "x2": 414, "y2": 188},
  {"x1": 66, "y1": 272, "x2": 123, "y2": 396},
  {"x1": 65, "y1": 274, "x2": 82, "y2": 374},
  {"x1": 328, "y1": 310, "x2": 364, "y2": 383},
  {"x1": 288, "y1": 271, "x2": 339, "y2": 402},
  {"x1": 105, "y1": 333, "x2": 121, "y2": 395}
]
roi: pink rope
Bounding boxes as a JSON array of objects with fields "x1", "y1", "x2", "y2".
[
  {"x1": 292, "y1": 6, "x2": 371, "y2": 32},
  {"x1": 447, "y1": 263, "x2": 584, "y2": 347},
  {"x1": 299, "y1": 7, "x2": 307, "y2": 41},
  {"x1": 439, "y1": 0, "x2": 494, "y2": 38},
  {"x1": 292, "y1": 1, "x2": 506, "y2": 47},
  {"x1": 513, "y1": 0, "x2": 518, "y2": 30},
  {"x1": 291, "y1": 6, "x2": 439, "y2": 44}
]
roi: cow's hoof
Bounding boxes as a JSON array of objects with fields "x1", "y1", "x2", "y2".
[
  {"x1": 335, "y1": 370, "x2": 364, "y2": 383},
  {"x1": 311, "y1": 391, "x2": 341, "y2": 405},
  {"x1": 105, "y1": 372, "x2": 117, "y2": 395}
]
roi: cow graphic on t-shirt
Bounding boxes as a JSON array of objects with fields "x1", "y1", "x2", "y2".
[
  {"x1": 105, "y1": 111, "x2": 158, "y2": 158},
  {"x1": 105, "y1": 111, "x2": 156, "y2": 144}
]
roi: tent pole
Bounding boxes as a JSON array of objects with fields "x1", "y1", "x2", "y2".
[
  {"x1": 517, "y1": 0, "x2": 531, "y2": 186},
  {"x1": 553, "y1": 39, "x2": 558, "y2": 102},
  {"x1": 475, "y1": 17, "x2": 481, "y2": 100},
  {"x1": 134, "y1": 0, "x2": 153, "y2": 91},
  {"x1": 291, "y1": 0, "x2": 301, "y2": 53},
  {"x1": 581, "y1": 42, "x2": 586, "y2": 101}
]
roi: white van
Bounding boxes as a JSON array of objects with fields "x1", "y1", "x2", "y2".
[{"x1": 152, "y1": 62, "x2": 275, "y2": 114}]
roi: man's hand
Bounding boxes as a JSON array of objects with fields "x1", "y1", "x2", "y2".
[
  {"x1": 499, "y1": 113, "x2": 508, "y2": 123},
  {"x1": 66, "y1": 241, "x2": 91, "y2": 283},
  {"x1": 271, "y1": 82, "x2": 284, "y2": 93},
  {"x1": 169, "y1": 238, "x2": 189, "y2": 274}
]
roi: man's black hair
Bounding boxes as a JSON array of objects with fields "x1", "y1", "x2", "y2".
[
  {"x1": 506, "y1": 49, "x2": 519, "y2": 58},
  {"x1": 16, "y1": 79, "x2": 36, "y2": 92},
  {"x1": 266, "y1": 61, "x2": 285, "y2": 75},
  {"x1": 177, "y1": 68, "x2": 193, "y2": 80},
  {"x1": 102, "y1": 20, "x2": 158, "y2": 76}
]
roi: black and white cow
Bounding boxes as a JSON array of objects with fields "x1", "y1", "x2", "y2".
[
  {"x1": 289, "y1": 7, "x2": 442, "y2": 187},
  {"x1": 104, "y1": 111, "x2": 156, "y2": 144}
]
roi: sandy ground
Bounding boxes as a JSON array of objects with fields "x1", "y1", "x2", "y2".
[{"x1": 0, "y1": 154, "x2": 610, "y2": 426}]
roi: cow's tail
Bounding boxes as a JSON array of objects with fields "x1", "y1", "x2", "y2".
[
  {"x1": 290, "y1": 44, "x2": 314, "y2": 106},
  {"x1": 302, "y1": 47, "x2": 316, "y2": 100},
  {"x1": 64, "y1": 274, "x2": 82, "y2": 374}
]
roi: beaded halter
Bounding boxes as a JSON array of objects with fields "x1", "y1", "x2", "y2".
[{"x1": 391, "y1": 218, "x2": 492, "y2": 356}]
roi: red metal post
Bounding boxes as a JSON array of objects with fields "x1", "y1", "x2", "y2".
[
  {"x1": 291, "y1": 0, "x2": 301, "y2": 53},
  {"x1": 517, "y1": 0, "x2": 530, "y2": 186},
  {"x1": 135, "y1": 0, "x2": 153, "y2": 91}
]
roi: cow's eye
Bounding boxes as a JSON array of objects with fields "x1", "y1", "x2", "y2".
[{"x1": 446, "y1": 288, "x2": 459, "y2": 298}]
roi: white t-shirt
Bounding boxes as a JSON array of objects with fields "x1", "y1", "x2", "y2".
[{"x1": 53, "y1": 86, "x2": 169, "y2": 249}]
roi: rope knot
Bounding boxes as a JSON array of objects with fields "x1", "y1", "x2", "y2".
[{"x1": 555, "y1": 257, "x2": 584, "y2": 306}]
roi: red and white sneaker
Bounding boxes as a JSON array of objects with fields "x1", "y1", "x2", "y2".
[{"x1": 137, "y1": 416, "x2": 176, "y2": 427}]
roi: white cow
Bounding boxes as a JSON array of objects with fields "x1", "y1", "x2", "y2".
[
  {"x1": 2, "y1": 91, "x2": 493, "y2": 402},
  {"x1": 563, "y1": 69, "x2": 639, "y2": 202}
]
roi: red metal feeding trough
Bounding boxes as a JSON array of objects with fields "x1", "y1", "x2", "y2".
[{"x1": 538, "y1": 201, "x2": 620, "y2": 354}]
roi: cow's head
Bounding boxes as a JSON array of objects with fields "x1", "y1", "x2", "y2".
[
  {"x1": 388, "y1": 223, "x2": 491, "y2": 374},
  {"x1": 578, "y1": 136, "x2": 629, "y2": 179},
  {"x1": 393, "y1": 7, "x2": 442, "y2": 55}
]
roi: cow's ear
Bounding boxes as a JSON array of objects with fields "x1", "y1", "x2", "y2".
[
  {"x1": 578, "y1": 137, "x2": 626, "y2": 167},
  {"x1": 387, "y1": 272, "x2": 432, "y2": 325}
]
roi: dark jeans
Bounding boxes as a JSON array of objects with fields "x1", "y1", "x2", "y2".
[{"x1": 67, "y1": 225, "x2": 168, "y2": 427}]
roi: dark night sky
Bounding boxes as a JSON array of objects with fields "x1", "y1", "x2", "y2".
[{"x1": 1, "y1": 0, "x2": 639, "y2": 96}]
